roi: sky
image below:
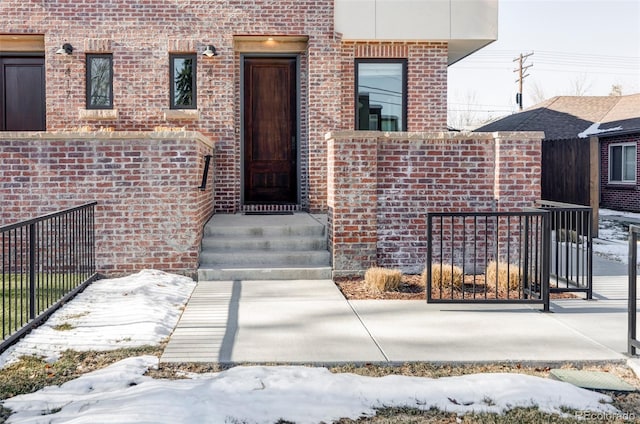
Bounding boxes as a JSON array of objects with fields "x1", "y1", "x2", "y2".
[
  {"x1": 447, "y1": 0, "x2": 640, "y2": 128},
  {"x1": 0, "y1": 270, "x2": 621, "y2": 423}
]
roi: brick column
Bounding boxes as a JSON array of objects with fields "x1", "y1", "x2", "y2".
[
  {"x1": 492, "y1": 132, "x2": 544, "y2": 211},
  {"x1": 327, "y1": 132, "x2": 378, "y2": 276}
]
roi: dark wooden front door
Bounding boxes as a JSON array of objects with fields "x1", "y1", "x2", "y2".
[
  {"x1": 0, "y1": 57, "x2": 46, "y2": 131},
  {"x1": 243, "y1": 57, "x2": 297, "y2": 204}
]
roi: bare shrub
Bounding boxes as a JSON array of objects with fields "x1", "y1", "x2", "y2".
[
  {"x1": 422, "y1": 263, "x2": 464, "y2": 289},
  {"x1": 485, "y1": 260, "x2": 523, "y2": 291},
  {"x1": 364, "y1": 267, "x2": 402, "y2": 293}
]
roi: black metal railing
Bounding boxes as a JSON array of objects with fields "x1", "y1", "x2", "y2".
[
  {"x1": 198, "y1": 154, "x2": 213, "y2": 190},
  {"x1": 629, "y1": 224, "x2": 640, "y2": 356},
  {"x1": 1, "y1": 202, "x2": 98, "y2": 352},
  {"x1": 537, "y1": 200, "x2": 593, "y2": 299},
  {"x1": 426, "y1": 210, "x2": 550, "y2": 311}
]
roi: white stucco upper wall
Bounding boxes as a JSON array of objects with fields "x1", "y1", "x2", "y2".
[{"x1": 335, "y1": 0, "x2": 498, "y2": 64}]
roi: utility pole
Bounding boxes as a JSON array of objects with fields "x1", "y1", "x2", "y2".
[{"x1": 513, "y1": 52, "x2": 533, "y2": 111}]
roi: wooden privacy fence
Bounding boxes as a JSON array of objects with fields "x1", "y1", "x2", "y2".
[{"x1": 541, "y1": 136, "x2": 599, "y2": 236}]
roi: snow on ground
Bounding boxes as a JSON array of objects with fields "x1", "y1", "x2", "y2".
[
  {"x1": 2, "y1": 212, "x2": 638, "y2": 422},
  {"x1": 3, "y1": 355, "x2": 616, "y2": 424},
  {"x1": 595, "y1": 208, "x2": 640, "y2": 264},
  {"x1": 0, "y1": 269, "x2": 196, "y2": 368}
]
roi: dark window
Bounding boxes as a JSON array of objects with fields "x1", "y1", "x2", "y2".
[
  {"x1": 609, "y1": 143, "x2": 636, "y2": 183},
  {"x1": 355, "y1": 59, "x2": 407, "y2": 131},
  {"x1": 170, "y1": 54, "x2": 196, "y2": 109},
  {"x1": 86, "y1": 54, "x2": 113, "y2": 109}
]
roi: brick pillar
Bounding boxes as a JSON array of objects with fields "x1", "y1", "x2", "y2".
[
  {"x1": 493, "y1": 133, "x2": 543, "y2": 211},
  {"x1": 327, "y1": 132, "x2": 378, "y2": 276}
]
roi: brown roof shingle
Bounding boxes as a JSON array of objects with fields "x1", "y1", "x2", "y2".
[{"x1": 475, "y1": 94, "x2": 640, "y2": 140}]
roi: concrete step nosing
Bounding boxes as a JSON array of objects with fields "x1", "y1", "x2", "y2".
[
  {"x1": 197, "y1": 266, "x2": 333, "y2": 281},
  {"x1": 204, "y1": 225, "x2": 325, "y2": 238},
  {"x1": 201, "y1": 239, "x2": 327, "y2": 251}
]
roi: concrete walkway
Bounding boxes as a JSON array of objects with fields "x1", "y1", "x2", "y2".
[{"x1": 161, "y1": 253, "x2": 637, "y2": 364}]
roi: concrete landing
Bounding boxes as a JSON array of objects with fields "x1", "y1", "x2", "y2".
[{"x1": 161, "y1": 280, "x2": 385, "y2": 363}]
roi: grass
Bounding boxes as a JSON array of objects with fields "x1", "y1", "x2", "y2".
[
  {"x1": 364, "y1": 267, "x2": 402, "y2": 293},
  {"x1": 1, "y1": 273, "x2": 90, "y2": 339},
  {"x1": 485, "y1": 261, "x2": 525, "y2": 291},
  {"x1": 424, "y1": 262, "x2": 527, "y2": 293},
  {"x1": 423, "y1": 263, "x2": 464, "y2": 290},
  {"x1": 0, "y1": 345, "x2": 163, "y2": 400},
  {"x1": 2, "y1": 349, "x2": 639, "y2": 423},
  {"x1": 334, "y1": 406, "x2": 606, "y2": 423},
  {"x1": 52, "y1": 323, "x2": 75, "y2": 331}
]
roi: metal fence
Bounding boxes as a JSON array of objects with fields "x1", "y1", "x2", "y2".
[
  {"x1": 1, "y1": 202, "x2": 98, "y2": 352},
  {"x1": 426, "y1": 210, "x2": 550, "y2": 311},
  {"x1": 629, "y1": 224, "x2": 640, "y2": 356},
  {"x1": 537, "y1": 200, "x2": 593, "y2": 299}
]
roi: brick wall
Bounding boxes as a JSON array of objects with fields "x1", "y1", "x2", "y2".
[
  {"x1": 339, "y1": 42, "x2": 448, "y2": 132},
  {"x1": 0, "y1": 132, "x2": 214, "y2": 277},
  {"x1": 599, "y1": 133, "x2": 640, "y2": 212},
  {"x1": 327, "y1": 131, "x2": 543, "y2": 276},
  {"x1": 1, "y1": 0, "x2": 341, "y2": 213}
]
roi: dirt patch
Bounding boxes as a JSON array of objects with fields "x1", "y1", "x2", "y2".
[
  {"x1": 336, "y1": 275, "x2": 579, "y2": 301},
  {"x1": 336, "y1": 275, "x2": 426, "y2": 300}
]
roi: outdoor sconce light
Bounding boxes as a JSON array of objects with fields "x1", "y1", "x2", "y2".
[
  {"x1": 56, "y1": 43, "x2": 74, "y2": 55},
  {"x1": 202, "y1": 45, "x2": 218, "y2": 57}
]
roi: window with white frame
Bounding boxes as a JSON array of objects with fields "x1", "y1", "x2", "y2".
[{"x1": 609, "y1": 143, "x2": 637, "y2": 183}]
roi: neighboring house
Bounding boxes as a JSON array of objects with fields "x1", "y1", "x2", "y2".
[
  {"x1": 1, "y1": 0, "x2": 544, "y2": 276},
  {"x1": 476, "y1": 94, "x2": 640, "y2": 213}
]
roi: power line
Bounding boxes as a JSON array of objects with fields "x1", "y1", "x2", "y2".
[
  {"x1": 452, "y1": 50, "x2": 639, "y2": 70},
  {"x1": 514, "y1": 52, "x2": 533, "y2": 111}
]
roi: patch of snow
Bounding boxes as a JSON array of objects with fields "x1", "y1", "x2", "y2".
[
  {"x1": 595, "y1": 242, "x2": 630, "y2": 264},
  {"x1": 578, "y1": 122, "x2": 623, "y2": 138},
  {"x1": 0, "y1": 270, "x2": 195, "y2": 368},
  {"x1": 0, "y1": 214, "x2": 636, "y2": 423},
  {"x1": 600, "y1": 208, "x2": 640, "y2": 221},
  {"x1": 3, "y1": 356, "x2": 616, "y2": 424},
  {"x1": 595, "y1": 209, "x2": 640, "y2": 264}
]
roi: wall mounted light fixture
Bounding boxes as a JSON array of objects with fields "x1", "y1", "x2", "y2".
[
  {"x1": 202, "y1": 45, "x2": 218, "y2": 57},
  {"x1": 56, "y1": 43, "x2": 74, "y2": 55}
]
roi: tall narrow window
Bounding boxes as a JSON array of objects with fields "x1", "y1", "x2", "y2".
[
  {"x1": 609, "y1": 143, "x2": 637, "y2": 183},
  {"x1": 170, "y1": 54, "x2": 196, "y2": 109},
  {"x1": 355, "y1": 60, "x2": 407, "y2": 131},
  {"x1": 86, "y1": 54, "x2": 113, "y2": 109}
]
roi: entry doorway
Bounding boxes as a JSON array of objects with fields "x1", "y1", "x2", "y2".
[
  {"x1": 0, "y1": 56, "x2": 46, "y2": 131},
  {"x1": 243, "y1": 57, "x2": 298, "y2": 205}
]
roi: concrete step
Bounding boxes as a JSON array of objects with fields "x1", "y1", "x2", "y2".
[
  {"x1": 197, "y1": 266, "x2": 333, "y2": 281},
  {"x1": 199, "y1": 250, "x2": 331, "y2": 267},
  {"x1": 198, "y1": 213, "x2": 331, "y2": 281},
  {"x1": 203, "y1": 215, "x2": 325, "y2": 238},
  {"x1": 202, "y1": 236, "x2": 327, "y2": 251}
]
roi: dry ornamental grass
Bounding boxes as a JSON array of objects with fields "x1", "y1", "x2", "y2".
[
  {"x1": 424, "y1": 263, "x2": 464, "y2": 289},
  {"x1": 485, "y1": 260, "x2": 526, "y2": 291},
  {"x1": 364, "y1": 267, "x2": 403, "y2": 293}
]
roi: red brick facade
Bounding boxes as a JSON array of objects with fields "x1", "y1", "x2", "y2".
[
  {"x1": 340, "y1": 42, "x2": 448, "y2": 132},
  {"x1": 327, "y1": 131, "x2": 543, "y2": 275},
  {"x1": 1, "y1": 2, "x2": 541, "y2": 277},
  {"x1": 600, "y1": 134, "x2": 640, "y2": 212},
  {"x1": 0, "y1": 133, "x2": 213, "y2": 277},
  {"x1": 0, "y1": 0, "x2": 343, "y2": 213},
  {"x1": 0, "y1": 0, "x2": 453, "y2": 214}
]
